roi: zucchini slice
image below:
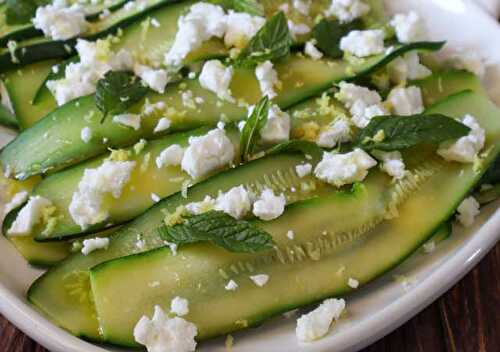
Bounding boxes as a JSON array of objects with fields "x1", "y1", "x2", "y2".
[
  {"x1": 1, "y1": 42, "x2": 444, "y2": 180},
  {"x1": 27, "y1": 151, "x2": 335, "y2": 340},
  {"x1": 89, "y1": 90, "x2": 500, "y2": 346},
  {"x1": 0, "y1": 103, "x2": 17, "y2": 129}
]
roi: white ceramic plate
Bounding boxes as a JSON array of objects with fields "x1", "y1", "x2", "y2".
[{"x1": 1, "y1": 1, "x2": 499, "y2": 351}]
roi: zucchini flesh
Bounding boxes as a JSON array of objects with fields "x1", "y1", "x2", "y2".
[
  {"x1": 28, "y1": 152, "x2": 334, "y2": 340},
  {"x1": 89, "y1": 90, "x2": 500, "y2": 345},
  {"x1": 1, "y1": 42, "x2": 444, "y2": 180}
]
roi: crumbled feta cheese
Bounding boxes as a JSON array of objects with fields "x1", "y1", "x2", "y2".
[
  {"x1": 224, "y1": 11, "x2": 266, "y2": 48},
  {"x1": 287, "y1": 230, "x2": 295, "y2": 240},
  {"x1": 225, "y1": 279, "x2": 238, "y2": 291},
  {"x1": 80, "y1": 127, "x2": 92, "y2": 143},
  {"x1": 154, "y1": 117, "x2": 172, "y2": 133},
  {"x1": 199, "y1": 60, "x2": 234, "y2": 102},
  {"x1": 151, "y1": 18, "x2": 160, "y2": 28},
  {"x1": 81, "y1": 237, "x2": 109, "y2": 255},
  {"x1": 450, "y1": 52, "x2": 486, "y2": 79},
  {"x1": 293, "y1": 0, "x2": 311, "y2": 15},
  {"x1": 456, "y1": 196, "x2": 480, "y2": 227},
  {"x1": 156, "y1": 145, "x2": 185, "y2": 168},
  {"x1": 3, "y1": 191, "x2": 28, "y2": 216},
  {"x1": 372, "y1": 151, "x2": 406, "y2": 180},
  {"x1": 387, "y1": 86, "x2": 424, "y2": 116},
  {"x1": 170, "y1": 297, "x2": 189, "y2": 317},
  {"x1": 165, "y1": 2, "x2": 227, "y2": 66},
  {"x1": 325, "y1": 0, "x2": 370, "y2": 23},
  {"x1": 214, "y1": 186, "x2": 252, "y2": 219},
  {"x1": 7, "y1": 196, "x2": 52, "y2": 236},
  {"x1": 438, "y1": 114, "x2": 485, "y2": 163},
  {"x1": 388, "y1": 52, "x2": 432, "y2": 84},
  {"x1": 185, "y1": 195, "x2": 215, "y2": 215},
  {"x1": 255, "y1": 61, "x2": 281, "y2": 99},
  {"x1": 134, "y1": 305, "x2": 197, "y2": 352},
  {"x1": 151, "y1": 193, "x2": 161, "y2": 203},
  {"x1": 69, "y1": 161, "x2": 136, "y2": 229},
  {"x1": 252, "y1": 188, "x2": 286, "y2": 221},
  {"x1": 181, "y1": 128, "x2": 235, "y2": 179},
  {"x1": 287, "y1": 20, "x2": 311, "y2": 40},
  {"x1": 305, "y1": 40, "x2": 323, "y2": 60},
  {"x1": 296, "y1": 298, "x2": 346, "y2": 342},
  {"x1": 317, "y1": 119, "x2": 352, "y2": 148},
  {"x1": 296, "y1": 163, "x2": 312, "y2": 178},
  {"x1": 423, "y1": 241, "x2": 436, "y2": 253},
  {"x1": 113, "y1": 114, "x2": 142, "y2": 130},
  {"x1": 348, "y1": 278, "x2": 359, "y2": 288},
  {"x1": 351, "y1": 103, "x2": 388, "y2": 128},
  {"x1": 314, "y1": 149, "x2": 377, "y2": 187},
  {"x1": 259, "y1": 104, "x2": 290, "y2": 145},
  {"x1": 249, "y1": 274, "x2": 269, "y2": 287},
  {"x1": 134, "y1": 65, "x2": 170, "y2": 94},
  {"x1": 390, "y1": 11, "x2": 426, "y2": 44},
  {"x1": 33, "y1": 1, "x2": 89, "y2": 40},
  {"x1": 340, "y1": 29, "x2": 385, "y2": 57}
]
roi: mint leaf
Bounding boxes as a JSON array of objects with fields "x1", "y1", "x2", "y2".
[
  {"x1": 355, "y1": 114, "x2": 471, "y2": 151},
  {"x1": 312, "y1": 19, "x2": 361, "y2": 59},
  {"x1": 235, "y1": 11, "x2": 292, "y2": 68},
  {"x1": 210, "y1": 0, "x2": 265, "y2": 16},
  {"x1": 240, "y1": 96, "x2": 270, "y2": 161},
  {"x1": 6, "y1": 0, "x2": 48, "y2": 25},
  {"x1": 158, "y1": 211, "x2": 275, "y2": 253},
  {"x1": 266, "y1": 140, "x2": 323, "y2": 160},
  {"x1": 95, "y1": 71, "x2": 148, "y2": 123}
]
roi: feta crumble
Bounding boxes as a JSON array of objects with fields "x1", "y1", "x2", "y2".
[
  {"x1": 296, "y1": 163, "x2": 312, "y2": 178},
  {"x1": 347, "y1": 278, "x2": 359, "y2": 288},
  {"x1": 69, "y1": 161, "x2": 136, "y2": 229},
  {"x1": 316, "y1": 119, "x2": 352, "y2": 148},
  {"x1": 185, "y1": 195, "x2": 216, "y2": 215},
  {"x1": 287, "y1": 230, "x2": 295, "y2": 240},
  {"x1": 260, "y1": 104, "x2": 290, "y2": 144},
  {"x1": 154, "y1": 117, "x2": 172, "y2": 133},
  {"x1": 199, "y1": 60, "x2": 234, "y2": 102},
  {"x1": 252, "y1": 188, "x2": 286, "y2": 221},
  {"x1": 80, "y1": 127, "x2": 92, "y2": 143},
  {"x1": 288, "y1": 20, "x2": 311, "y2": 40},
  {"x1": 249, "y1": 274, "x2": 269, "y2": 287},
  {"x1": 423, "y1": 241, "x2": 436, "y2": 254},
  {"x1": 255, "y1": 61, "x2": 281, "y2": 99},
  {"x1": 388, "y1": 52, "x2": 431, "y2": 84},
  {"x1": 314, "y1": 149, "x2": 377, "y2": 187},
  {"x1": 390, "y1": 11, "x2": 426, "y2": 44},
  {"x1": 296, "y1": 298, "x2": 346, "y2": 342},
  {"x1": 224, "y1": 11, "x2": 266, "y2": 48},
  {"x1": 113, "y1": 114, "x2": 142, "y2": 130},
  {"x1": 214, "y1": 186, "x2": 252, "y2": 219},
  {"x1": 8, "y1": 196, "x2": 52, "y2": 236},
  {"x1": 437, "y1": 114, "x2": 485, "y2": 163},
  {"x1": 181, "y1": 128, "x2": 235, "y2": 179},
  {"x1": 305, "y1": 40, "x2": 324, "y2": 60},
  {"x1": 387, "y1": 86, "x2": 424, "y2": 116},
  {"x1": 372, "y1": 151, "x2": 406, "y2": 180},
  {"x1": 151, "y1": 193, "x2": 161, "y2": 203},
  {"x1": 457, "y1": 196, "x2": 480, "y2": 227},
  {"x1": 325, "y1": 0, "x2": 370, "y2": 23},
  {"x1": 134, "y1": 65, "x2": 169, "y2": 94},
  {"x1": 81, "y1": 237, "x2": 109, "y2": 255},
  {"x1": 33, "y1": 1, "x2": 89, "y2": 40},
  {"x1": 156, "y1": 145, "x2": 185, "y2": 168},
  {"x1": 340, "y1": 29, "x2": 385, "y2": 57},
  {"x1": 134, "y1": 305, "x2": 197, "y2": 352},
  {"x1": 293, "y1": 0, "x2": 311, "y2": 15},
  {"x1": 225, "y1": 279, "x2": 238, "y2": 291},
  {"x1": 3, "y1": 191, "x2": 28, "y2": 216},
  {"x1": 450, "y1": 52, "x2": 486, "y2": 79},
  {"x1": 171, "y1": 296, "x2": 189, "y2": 317}
]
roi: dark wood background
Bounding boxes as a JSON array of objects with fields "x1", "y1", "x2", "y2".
[{"x1": 0, "y1": 242, "x2": 498, "y2": 352}]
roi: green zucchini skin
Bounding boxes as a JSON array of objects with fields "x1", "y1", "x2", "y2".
[
  {"x1": 27, "y1": 151, "x2": 332, "y2": 340},
  {"x1": 88, "y1": 90, "x2": 500, "y2": 346},
  {"x1": 0, "y1": 43, "x2": 444, "y2": 180},
  {"x1": 0, "y1": 103, "x2": 18, "y2": 129},
  {"x1": 0, "y1": 0, "x2": 131, "y2": 47}
]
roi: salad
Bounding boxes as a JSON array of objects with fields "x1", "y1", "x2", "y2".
[{"x1": 0, "y1": 0, "x2": 499, "y2": 351}]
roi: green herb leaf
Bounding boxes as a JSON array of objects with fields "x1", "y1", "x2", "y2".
[
  {"x1": 95, "y1": 71, "x2": 148, "y2": 123},
  {"x1": 479, "y1": 155, "x2": 500, "y2": 186},
  {"x1": 158, "y1": 211, "x2": 275, "y2": 253},
  {"x1": 240, "y1": 96, "x2": 270, "y2": 161},
  {"x1": 5, "y1": 0, "x2": 48, "y2": 25},
  {"x1": 235, "y1": 11, "x2": 292, "y2": 68},
  {"x1": 355, "y1": 114, "x2": 471, "y2": 151},
  {"x1": 312, "y1": 19, "x2": 362, "y2": 59},
  {"x1": 210, "y1": 0, "x2": 265, "y2": 16},
  {"x1": 266, "y1": 140, "x2": 323, "y2": 160}
]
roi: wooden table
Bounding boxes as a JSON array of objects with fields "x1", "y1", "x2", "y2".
[{"x1": 0, "y1": 243, "x2": 498, "y2": 352}]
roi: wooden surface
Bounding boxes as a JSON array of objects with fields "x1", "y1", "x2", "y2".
[{"x1": 0, "y1": 242, "x2": 498, "y2": 352}]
